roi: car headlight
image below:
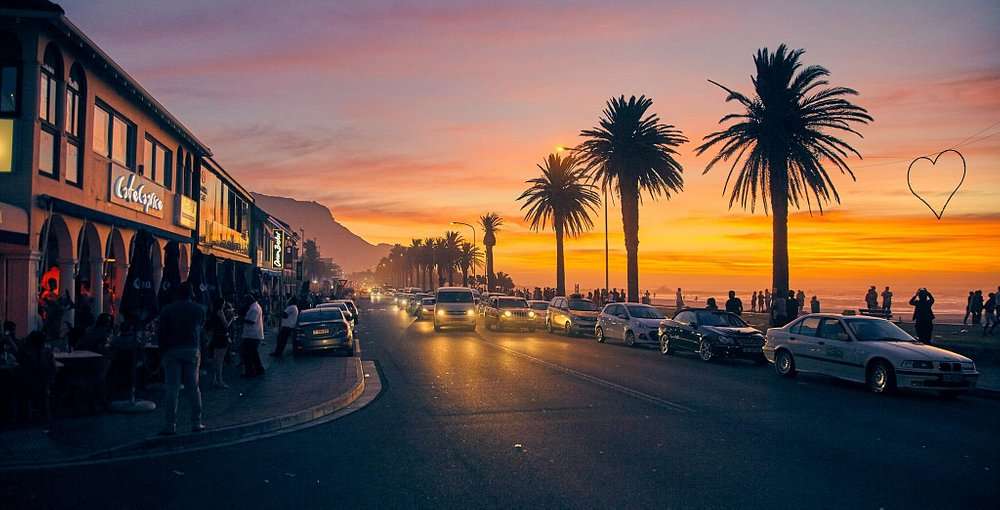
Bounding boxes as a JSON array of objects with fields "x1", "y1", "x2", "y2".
[
  {"x1": 503, "y1": 311, "x2": 512, "y2": 317},
  {"x1": 466, "y1": 309, "x2": 475, "y2": 316},
  {"x1": 529, "y1": 311, "x2": 536, "y2": 318},
  {"x1": 961, "y1": 362, "x2": 976, "y2": 371},
  {"x1": 900, "y1": 360, "x2": 934, "y2": 369},
  {"x1": 437, "y1": 309, "x2": 445, "y2": 317}
]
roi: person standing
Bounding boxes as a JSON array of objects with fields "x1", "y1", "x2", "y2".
[
  {"x1": 157, "y1": 283, "x2": 206, "y2": 435},
  {"x1": 785, "y1": 290, "x2": 799, "y2": 325},
  {"x1": 771, "y1": 290, "x2": 786, "y2": 327},
  {"x1": 810, "y1": 295, "x2": 821, "y2": 314},
  {"x1": 706, "y1": 297, "x2": 719, "y2": 310},
  {"x1": 865, "y1": 286, "x2": 878, "y2": 311},
  {"x1": 675, "y1": 288, "x2": 685, "y2": 311},
  {"x1": 796, "y1": 290, "x2": 806, "y2": 315},
  {"x1": 970, "y1": 290, "x2": 984, "y2": 325},
  {"x1": 909, "y1": 288, "x2": 935, "y2": 344},
  {"x1": 207, "y1": 298, "x2": 232, "y2": 388},
  {"x1": 751, "y1": 291, "x2": 758, "y2": 313},
  {"x1": 983, "y1": 292, "x2": 996, "y2": 336},
  {"x1": 725, "y1": 290, "x2": 743, "y2": 316},
  {"x1": 271, "y1": 297, "x2": 299, "y2": 357},
  {"x1": 240, "y1": 293, "x2": 266, "y2": 378},
  {"x1": 764, "y1": 289, "x2": 772, "y2": 313},
  {"x1": 963, "y1": 291, "x2": 974, "y2": 325},
  {"x1": 881, "y1": 286, "x2": 893, "y2": 315}
]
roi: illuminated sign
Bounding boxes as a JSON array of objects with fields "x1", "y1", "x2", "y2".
[
  {"x1": 272, "y1": 230, "x2": 284, "y2": 269},
  {"x1": 175, "y1": 194, "x2": 197, "y2": 229},
  {"x1": 108, "y1": 164, "x2": 164, "y2": 218},
  {"x1": 0, "y1": 119, "x2": 12, "y2": 173}
]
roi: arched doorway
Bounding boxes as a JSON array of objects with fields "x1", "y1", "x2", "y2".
[
  {"x1": 38, "y1": 214, "x2": 73, "y2": 336},
  {"x1": 149, "y1": 237, "x2": 162, "y2": 294},
  {"x1": 76, "y1": 222, "x2": 102, "y2": 327},
  {"x1": 103, "y1": 228, "x2": 126, "y2": 316}
]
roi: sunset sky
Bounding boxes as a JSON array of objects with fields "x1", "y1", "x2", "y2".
[{"x1": 63, "y1": 0, "x2": 1000, "y2": 300}]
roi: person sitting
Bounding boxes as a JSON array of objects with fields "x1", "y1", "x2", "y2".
[
  {"x1": 15, "y1": 331, "x2": 56, "y2": 423},
  {"x1": 705, "y1": 297, "x2": 719, "y2": 310},
  {"x1": 78, "y1": 313, "x2": 114, "y2": 356}
]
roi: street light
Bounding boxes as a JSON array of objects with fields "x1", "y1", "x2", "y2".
[
  {"x1": 450, "y1": 221, "x2": 477, "y2": 287},
  {"x1": 557, "y1": 145, "x2": 609, "y2": 301}
]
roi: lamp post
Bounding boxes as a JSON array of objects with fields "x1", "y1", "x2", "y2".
[
  {"x1": 450, "y1": 221, "x2": 476, "y2": 287},
  {"x1": 557, "y1": 145, "x2": 608, "y2": 301}
]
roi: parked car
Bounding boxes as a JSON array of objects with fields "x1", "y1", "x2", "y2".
[
  {"x1": 658, "y1": 308, "x2": 766, "y2": 363},
  {"x1": 332, "y1": 299, "x2": 359, "y2": 323},
  {"x1": 317, "y1": 301, "x2": 354, "y2": 325},
  {"x1": 764, "y1": 313, "x2": 979, "y2": 395},
  {"x1": 547, "y1": 296, "x2": 599, "y2": 337},
  {"x1": 484, "y1": 296, "x2": 536, "y2": 332},
  {"x1": 433, "y1": 287, "x2": 477, "y2": 332},
  {"x1": 417, "y1": 297, "x2": 436, "y2": 321},
  {"x1": 293, "y1": 308, "x2": 354, "y2": 355},
  {"x1": 528, "y1": 300, "x2": 549, "y2": 329},
  {"x1": 478, "y1": 292, "x2": 506, "y2": 315},
  {"x1": 596, "y1": 303, "x2": 665, "y2": 346}
]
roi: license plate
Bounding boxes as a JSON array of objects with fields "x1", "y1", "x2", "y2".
[
  {"x1": 942, "y1": 374, "x2": 962, "y2": 383},
  {"x1": 313, "y1": 328, "x2": 330, "y2": 335}
]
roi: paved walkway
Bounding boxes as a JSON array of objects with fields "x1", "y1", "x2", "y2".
[{"x1": 0, "y1": 332, "x2": 362, "y2": 467}]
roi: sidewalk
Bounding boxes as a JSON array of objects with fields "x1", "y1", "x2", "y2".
[{"x1": 0, "y1": 332, "x2": 365, "y2": 468}]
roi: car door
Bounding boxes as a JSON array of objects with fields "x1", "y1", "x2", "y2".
[
  {"x1": 674, "y1": 311, "x2": 699, "y2": 350},
  {"x1": 552, "y1": 298, "x2": 566, "y2": 328},
  {"x1": 600, "y1": 305, "x2": 618, "y2": 339},
  {"x1": 815, "y1": 318, "x2": 863, "y2": 380},
  {"x1": 786, "y1": 317, "x2": 822, "y2": 372}
]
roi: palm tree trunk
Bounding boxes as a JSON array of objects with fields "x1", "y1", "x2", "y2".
[
  {"x1": 448, "y1": 266, "x2": 455, "y2": 286},
  {"x1": 770, "y1": 156, "x2": 790, "y2": 325},
  {"x1": 485, "y1": 245, "x2": 495, "y2": 291},
  {"x1": 554, "y1": 221, "x2": 566, "y2": 296},
  {"x1": 620, "y1": 180, "x2": 641, "y2": 303},
  {"x1": 461, "y1": 266, "x2": 469, "y2": 286}
]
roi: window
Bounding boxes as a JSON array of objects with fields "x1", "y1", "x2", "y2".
[
  {"x1": 674, "y1": 311, "x2": 695, "y2": 324},
  {"x1": 817, "y1": 319, "x2": 849, "y2": 341},
  {"x1": 38, "y1": 45, "x2": 62, "y2": 179},
  {"x1": 0, "y1": 66, "x2": 15, "y2": 115},
  {"x1": 65, "y1": 140, "x2": 79, "y2": 184},
  {"x1": 39, "y1": 65, "x2": 56, "y2": 124},
  {"x1": 111, "y1": 116, "x2": 127, "y2": 164},
  {"x1": 64, "y1": 65, "x2": 84, "y2": 186},
  {"x1": 38, "y1": 129, "x2": 55, "y2": 175},
  {"x1": 794, "y1": 317, "x2": 821, "y2": 337},
  {"x1": 92, "y1": 104, "x2": 109, "y2": 155},
  {"x1": 143, "y1": 136, "x2": 172, "y2": 188},
  {"x1": 65, "y1": 77, "x2": 80, "y2": 137},
  {"x1": 93, "y1": 101, "x2": 135, "y2": 168}
]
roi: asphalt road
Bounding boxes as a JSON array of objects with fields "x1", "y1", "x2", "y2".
[{"x1": 3, "y1": 304, "x2": 999, "y2": 509}]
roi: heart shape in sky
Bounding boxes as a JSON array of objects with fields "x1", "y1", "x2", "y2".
[{"x1": 906, "y1": 149, "x2": 966, "y2": 220}]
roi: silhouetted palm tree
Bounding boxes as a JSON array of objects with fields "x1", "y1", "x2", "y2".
[
  {"x1": 578, "y1": 95, "x2": 687, "y2": 303},
  {"x1": 695, "y1": 44, "x2": 872, "y2": 323},
  {"x1": 479, "y1": 213, "x2": 503, "y2": 291},
  {"x1": 518, "y1": 153, "x2": 601, "y2": 296},
  {"x1": 409, "y1": 239, "x2": 424, "y2": 289},
  {"x1": 422, "y1": 237, "x2": 437, "y2": 290},
  {"x1": 442, "y1": 231, "x2": 463, "y2": 286},
  {"x1": 456, "y1": 242, "x2": 483, "y2": 287},
  {"x1": 432, "y1": 238, "x2": 448, "y2": 288},
  {"x1": 495, "y1": 272, "x2": 514, "y2": 293},
  {"x1": 387, "y1": 244, "x2": 406, "y2": 287}
]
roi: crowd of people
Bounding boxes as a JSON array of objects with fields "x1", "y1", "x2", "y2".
[{"x1": 964, "y1": 287, "x2": 998, "y2": 336}]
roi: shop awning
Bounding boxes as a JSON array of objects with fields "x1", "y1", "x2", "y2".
[
  {"x1": 0, "y1": 201, "x2": 29, "y2": 245},
  {"x1": 37, "y1": 195, "x2": 192, "y2": 245}
]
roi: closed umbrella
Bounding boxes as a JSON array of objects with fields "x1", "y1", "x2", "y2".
[
  {"x1": 186, "y1": 247, "x2": 207, "y2": 306},
  {"x1": 158, "y1": 241, "x2": 181, "y2": 308},
  {"x1": 119, "y1": 230, "x2": 158, "y2": 324}
]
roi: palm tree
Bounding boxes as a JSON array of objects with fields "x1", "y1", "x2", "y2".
[
  {"x1": 456, "y1": 242, "x2": 483, "y2": 286},
  {"x1": 442, "y1": 231, "x2": 463, "y2": 286},
  {"x1": 387, "y1": 244, "x2": 406, "y2": 287},
  {"x1": 494, "y1": 272, "x2": 514, "y2": 293},
  {"x1": 577, "y1": 95, "x2": 687, "y2": 303},
  {"x1": 479, "y1": 213, "x2": 503, "y2": 291},
  {"x1": 409, "y1": 239, "x2": 424, "y2": 289},
  {"x1": 695, "y1": 45, "x2": 872, "y2": 323},
  {"x1": 422, "y1": 237, "x2": 437, "y2": 290},
  {"x1": 432, "y1": 237, "x2": 448, "y2": 288},
  {"x1": 518, "y1": 153, "x2": 601, "y2": 296}
]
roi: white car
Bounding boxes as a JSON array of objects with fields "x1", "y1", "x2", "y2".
[
  {"x1": 764, "y1": 313, "x2": 979, "y2": 394},
  {"x1": 596, "y1": 303, "x2": 666, "y2": 347}
]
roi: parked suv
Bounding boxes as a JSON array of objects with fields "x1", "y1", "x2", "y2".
[
  {"x1": 433, "y1": 287, "x2": 477, "y2": 332},
  {"x1": 484, "y1": 296, "x2": 536, "y2": 332},
  {"x1": 547, "y1": 296, "x2": 599, "y2": 337}
]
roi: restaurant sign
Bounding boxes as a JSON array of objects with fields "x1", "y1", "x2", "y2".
[
  {"x1": 272, "y1": 230, "x2": 284, "y2": 269},
  {"x1": 175, "y1": 194, "x2": 197, "y2": 229},
  {"x1": 108, "y1": 164, "x2": 164, "y2": 218}
]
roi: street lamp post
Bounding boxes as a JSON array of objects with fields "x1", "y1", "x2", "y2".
[
  {"x1": 450, "y1": 221, "x2": 477, "y2": 288},
  {"x1": 557, "y1": 145, "x2": 609, "y2": 302}
]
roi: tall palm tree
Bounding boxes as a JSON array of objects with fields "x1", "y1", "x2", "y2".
[
  {"x1": 442, "y1": 231, "x2": 463, "y2": 286},
  {"x1": 387, "y1": 244, "x2": 406, "y2": 287},
  {"x1": 409, "y1": 239, "x2": 424, "y2": 289},
  {"x1": 432, "y1": 237, "x2": 448, "y2": 288},
  {"x1": 695, "y1": 45, "x2": 872, "y2": 323},
  {"x1": 456, "y1": 242, "x2": 483, "y2": 287},
  {"x1": 494, "y1": 272, "x2": 514, "y2": 293},
  {"x1": 518, "y1": 153, "x2": 601, "y2": 296},
  {"x1": 422, "y1": 237, "x2": 437, "y2": 290},
  {"x1": 578, "y1": 95, "x2": 687, "y2": 303},
  {"x1": 479, "y1": 213, "x2": 503, "y2": 291}
]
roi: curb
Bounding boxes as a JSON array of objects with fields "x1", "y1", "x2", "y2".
[{"x1": 0, "y1": 357, "x2": 367, "y2": 471}]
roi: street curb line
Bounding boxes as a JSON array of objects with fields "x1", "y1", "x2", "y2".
[{"x1": 0, "y1": 356, "x2": 367, "y2": 471}]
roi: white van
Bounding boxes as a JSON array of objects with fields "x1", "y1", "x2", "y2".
[{"x1": 433, "y1": 287, "x2": 477, "y2": 332}]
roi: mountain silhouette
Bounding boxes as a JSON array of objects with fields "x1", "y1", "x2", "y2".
[{"x1": 252, "y1": 193, "x2": 390, "y2": 273}]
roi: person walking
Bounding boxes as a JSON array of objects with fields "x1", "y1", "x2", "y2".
[
  {"x1": 675, "y1": 288, "x2": 685, "y2": 310},
  {"x1": 983, "y1": 292, "x2": 996, "y2": 336},
  {"x1": 240, "y1": 293, "x2": 266, "y2": 378},
  {"x1": 207, "y1": 298, "x2": 232, "y2": 388},
  {"x1": 909, "y1": 288, "x2": 935, "y2": 344},
  {"x1": 963, "y1": 291, "x2": 974, "y2": 325},
  {"x1": 157, "y1": 283, "x2": 206, "y2": 435},
  {"x1": 810, "y1": 295, "x2": 821, "y2": 314},
  {"x1": 881, "y1": 286, "x2": 893, "y2": 315},
  {"x1": 271, "y1": 297, "x2": 299, "y2": 357},
  {"x1": 725, "y1": 290, "x2": 743, "y2": 315},
  {"x1": 970, "y1": 290, "x2": 984, "y2": 325}
]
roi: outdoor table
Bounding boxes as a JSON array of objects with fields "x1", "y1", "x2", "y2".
[
  {"x1": 53, "y1": 350, "x2": 104, "y2": 361},
  {"x1": 52, "y1": 350, "x2": 109, "y2": 415}
]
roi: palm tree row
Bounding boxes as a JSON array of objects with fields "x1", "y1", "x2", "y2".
[
  {"x1": 516, "y1": 44, "x2": 870, "y2": 314},
  {"x1": 374, "y1": 231, "x2": 483, "y2": 290}
]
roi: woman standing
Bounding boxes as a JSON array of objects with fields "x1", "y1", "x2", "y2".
[
  {"x1": 208, "y1": 298, "x2": 232, "y2": 388},
  {"x1": 909, "y1": 289, "x2": 935, "y2": 344}
]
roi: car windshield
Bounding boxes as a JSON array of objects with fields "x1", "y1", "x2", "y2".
[
  {"x1": 438, "y1": 291, "x2": 474, "y2": 303},
  {"x1": 422, "y1": 298, "x2": 435, "y2": 305},
  {"x1": 626, "y1": 305, "x2": 665, "y2": 319},
  {"x1": 845, "y1": 318, "x2": 914, "y2": 341},
  {"x1": 298, "y1": 309, "x2": 344, "y2": 323},
  {"x1": 530, "y1": 302, "x2": 548, "y2": 310},
  {"x1": 696, "y1": 311, "x2": 747, "y2": 327},
  {"x1": 498, "y1": 298, "x2": 528, "y2": 308},
  {"x1": 568, "y1": 299, "x2": 599, "y2": 311}
]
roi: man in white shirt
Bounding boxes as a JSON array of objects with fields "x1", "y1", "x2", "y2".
[
  {"x1": 240, "y1": 293, "x2": 266, "y2": 377},
  {"x1": 270, "y1": 297, "x2": 299, "y2": 358}
]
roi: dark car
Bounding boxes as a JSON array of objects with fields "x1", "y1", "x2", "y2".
[
  {"x1": 657, "y1": 308, "x2": 766, "y2": 363},
  {"x1": 293, "y1": 308, "x2": 354, "y2": 355}
]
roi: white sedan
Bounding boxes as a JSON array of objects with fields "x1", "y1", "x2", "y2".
[{"x1": 764, "y1": 313, "x2": 978, "y2": 395}]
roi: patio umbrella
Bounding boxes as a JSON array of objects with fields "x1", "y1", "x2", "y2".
[
  {"x1": 119, "y1": 230, "x2": 158, "y2": 324},
  {"x1": 158, "y1": 241, "x2": 181, "y2": 308},
  {"x1": 186, "y1": 247, "x2": 207, "y2": 306}
]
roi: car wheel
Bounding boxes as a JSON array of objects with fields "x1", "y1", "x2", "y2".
[
  {"x1": 596, "y1": 327, "x2": 605, "y2": 343},
  {"x1": 867, "y1": 360, "x2": 896, "y2": 394},
  {"x1": 659, "y1": 334, "x2": 673, "y2": 355},
  {"x1": 697, "y1": 339, "x2": 714, "y2": 361},
  {"x1": 625, "y1": 331, "x2": 636, "y2": 347},
  {"x1": 564, "y1": 322, "x2": 573, "y2": 337},
  {"x1": 775, "y1": 349, "x2": 796, "y2": 377}
]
